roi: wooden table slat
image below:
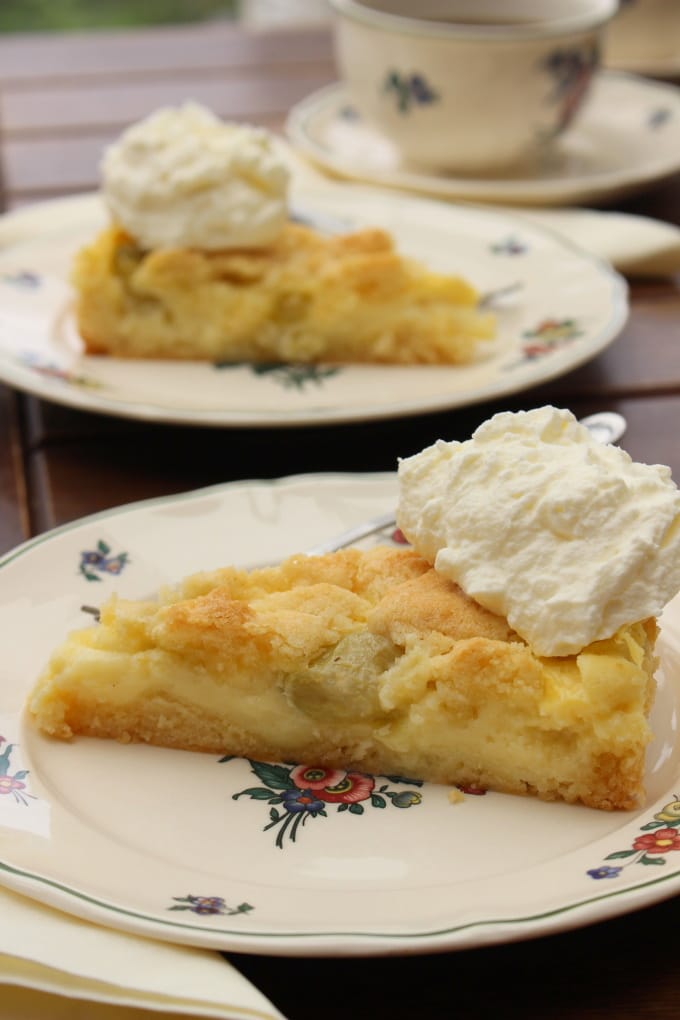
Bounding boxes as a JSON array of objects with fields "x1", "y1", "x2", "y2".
[
  {"x1": 0, "y1": 22, "x2": 334, "y2": 83},
  {"x1": 0, "y1": 67, "x2": 336, "y2": 135},
  {"x1": 0, "y1": 387, "x2": 31, "y2": 549}
]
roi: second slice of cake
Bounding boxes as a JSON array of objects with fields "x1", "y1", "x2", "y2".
[{"x1": 73, "y1": 103, "x2": 494, "y2": 364}]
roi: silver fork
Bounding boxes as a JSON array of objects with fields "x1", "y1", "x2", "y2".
[{"x1": 304, "y1": 411, "x2": 627, "y2": 556}]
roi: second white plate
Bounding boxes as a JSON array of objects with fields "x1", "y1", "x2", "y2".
[{"x1": 0, "y1": 188, "x2": 626, "y2": 426}]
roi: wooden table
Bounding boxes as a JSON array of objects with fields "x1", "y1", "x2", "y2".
[{"x1": 0, "y1": 19, "x2": 678, "y2": 1020}]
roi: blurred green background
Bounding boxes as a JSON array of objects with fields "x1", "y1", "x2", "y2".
[{"x1": 0, "y1": 1, "x2": 237, "y2": 32}]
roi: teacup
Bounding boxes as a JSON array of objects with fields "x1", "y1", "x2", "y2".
[{"x1": 329, "y1": 0, "x2": 619, "y2": 175}]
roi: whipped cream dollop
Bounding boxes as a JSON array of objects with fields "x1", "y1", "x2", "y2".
[
  {"x1": 397, "y1": 406, "x2": 680, "y2": 657},
  {"x1": 101, "y1": 102, "x2": 290, "y2": 250}
]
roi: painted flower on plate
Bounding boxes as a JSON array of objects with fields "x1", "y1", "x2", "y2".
[
  {"x1": 632, "y1": 828, "x2": 680, "y2": 855},
  {"x1": 227, "y1": 758, "x2": 423, "y2": 849}
]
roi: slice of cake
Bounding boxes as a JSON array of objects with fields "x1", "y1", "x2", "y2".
[
  {"x1": 72, "y1": 222, "x2": 493, "y2": 364},
  {"x1": 28, "y1": 406, "x2": 680, "y2": 812},
  {"x1": 28, "y1": 545, "x2": 658, "y2": 811},
  {"x1": 72, "y1": 102, "x2": 494, "y2": 364}
]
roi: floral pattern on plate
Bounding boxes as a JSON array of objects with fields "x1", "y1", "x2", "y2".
[
  {"x1": 226, "y1": 758, "x2": 423, "y2": 850},
  {"x1": 510, "y1": 317, "x2": 584, "y2": 365},
  {"x1": 214, "y1": 360, "x2": 341, "y2": 390},
  {"x1": 0, "y1": 737, "x2": 35, "y2": 807},
  {"x1": 169, "y1": 895, "x2": 254, "y2": 917},
  {"x1": 490, "y1": 235, "x2": 529, "y2": 256},
  {"x1": 79, "y1": 540, "x2": 130, "y2": 581},
  {"x1": 1, "y1": 270, "x2": 41, "y2": 289},
  {"x1": 19, "y1": 353, "x2": 103, "y2": 390},
  {"x1": 588, "y1": 795, "x2": 680, "y2": 879}
]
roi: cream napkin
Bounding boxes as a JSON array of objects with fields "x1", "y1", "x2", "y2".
[
  {"x1": 0, "y1": 884, "x2": 284, "y2": 1020},
  {"x1": 512, "y1": 207, "x2": 680, "y2": 278}
]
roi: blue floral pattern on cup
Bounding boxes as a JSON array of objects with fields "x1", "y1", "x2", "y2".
[
  {"x1": 541, "y1": 43, "x2": 599, "y2": 136},
  {"x1": 382, "y1": 70, "x2": 439, "y2": 114}
]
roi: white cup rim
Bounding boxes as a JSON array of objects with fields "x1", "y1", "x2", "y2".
[{"x1": 329, "y1": 0, "x2": 619, "y2": 39}]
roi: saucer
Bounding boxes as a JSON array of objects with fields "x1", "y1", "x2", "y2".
[{"x1": 286, "y1": 71, "x2": 680, "y2": 207}]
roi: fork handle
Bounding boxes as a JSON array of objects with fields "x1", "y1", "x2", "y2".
[{"x1": 305, "y1": 511, "x2": 397, "y2": 556}]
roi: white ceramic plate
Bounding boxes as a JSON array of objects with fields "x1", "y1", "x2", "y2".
[
  {"x1": 1, "y1": 474, "x2": 680, "y2": 957},
  {"x1": 286, "y1": 72, "x2": 680, "y2": 207},
  {"x1": 0, "y1": 189, "x2": 626, "y2": 427}
]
